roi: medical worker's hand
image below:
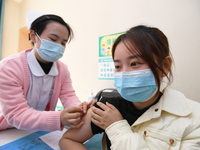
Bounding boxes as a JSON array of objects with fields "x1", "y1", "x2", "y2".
[
  {"x1": 91, "y1": 102, "x2": 123, "y2": 130},
  {"x1": 79, "y1": 99, "x2": 96, "y2": 113},
  {"x1": 60, "y1": 106, "x2": 84, "y2": 128}
]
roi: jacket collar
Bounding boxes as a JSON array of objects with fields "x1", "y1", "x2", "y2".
[
  {"x1": 27, "y1": 49, "x2": 58, "y2": 76},
  {"x1": 133, "y1": 88, "x2": 192, "y2": 126},
  {"x1": 161, "y1": 88, "x2": 192, "y2": 116}
]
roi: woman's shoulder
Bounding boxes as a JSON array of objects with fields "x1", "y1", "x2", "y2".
[
  {"x1": 95, "y1": 96, "x2": 125, "y2": 110},
  {"x1": 164, "y1": 88, "x2": 200, "y2": 106},
  {"x1": 185, "y1": 97, "x2": 200, "y2": 117},
  {"x1": 162, "y1": 88, "x2": 200, "y2": 119},
  {"x1": 56, "y1": 60, "x2": 69, "y2": 73}
]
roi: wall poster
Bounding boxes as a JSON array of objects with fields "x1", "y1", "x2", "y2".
[{"x1": 98, "y1": 32, "x2": 124, "y2": 80}]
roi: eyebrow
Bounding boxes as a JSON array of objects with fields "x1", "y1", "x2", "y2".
[
  {"x1": 50, "y1": 33, "x2": 68, "y2": 42},
  {"x1": 114, "y1": 55, "x2": 141, "y2": 62}
]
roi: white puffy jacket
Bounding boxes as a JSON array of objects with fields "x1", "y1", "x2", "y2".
[{"x1": 104, "y1": 88, "x2": 200, "y2": 150}]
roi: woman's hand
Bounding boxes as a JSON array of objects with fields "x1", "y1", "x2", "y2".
[
  {"x1": 91, "y1": 102, "x2": 123, "y2": 130},
  {"x1": 79, "y1": 99, "x2": 96, "y2": 113},
  {"x1": 60, "y1": 106, "x2": 84, "y2": 128}
]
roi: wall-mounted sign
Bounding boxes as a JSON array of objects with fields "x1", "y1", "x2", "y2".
[
  {"x1": 98, "y1": 58, "x2": 115, "y2": 80},
  {"x1": 98, "y1": 32, "x2": 124, "y2": 80}
]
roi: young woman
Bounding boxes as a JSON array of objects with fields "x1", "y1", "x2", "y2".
[
  {"x1": 59, "y1": 25, "x2": 200, "y2": 150},
  {"x1": 0, "y1": 11, "x2": 93, "y2": 131}
]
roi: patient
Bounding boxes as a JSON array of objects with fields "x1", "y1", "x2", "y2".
[{"x1": 59, "y1": 25, "x2": 200, "y2": 150}]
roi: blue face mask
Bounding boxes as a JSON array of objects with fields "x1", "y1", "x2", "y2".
[
  {"x1": 35, "y1": 33, "x2": 65, "y2": 62},
  {"x1": 114, "y1": 69, "x2": 158, "y2": 102}
]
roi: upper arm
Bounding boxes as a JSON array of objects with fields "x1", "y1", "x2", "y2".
[{"x1": 61, "y1": 108, "x2": 94, "y2": 143}]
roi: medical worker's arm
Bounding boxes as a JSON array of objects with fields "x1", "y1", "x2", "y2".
[
  {"x1": 57, "y1": 64, "x2": 95, "y2": 128},
  {"x1": 59, "y1": 108, "x2": 94, "y2": 150},
  {"x1": 0, "y1": 55, "x2": 83, "y2": 131},
  {"x1": 0, "y1": 61, "x2": 63, "y2": 131}
]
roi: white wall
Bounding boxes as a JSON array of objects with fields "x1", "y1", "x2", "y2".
[
  {"x1": 3, "y1": 0, "x2": 200, "y2": 102},
  {"x1": 2, "y1": 0, "x2": 20, "y2": 58}
]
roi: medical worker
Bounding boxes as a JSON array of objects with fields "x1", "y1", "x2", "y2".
[{"x1": 0, "y1": 11, "x2": 93, "y2": 131}]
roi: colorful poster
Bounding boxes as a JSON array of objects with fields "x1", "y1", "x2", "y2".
[
  {"x1": 99, "y1": 32, "x2": 124, "y2": 57},
  {"x1": 98, "y1": 32, "x2": 124, "y2": 80}
]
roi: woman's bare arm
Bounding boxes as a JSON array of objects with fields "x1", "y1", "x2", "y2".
[{"x1": 59, "y1": 108, "x2": 94, "y2": 150}]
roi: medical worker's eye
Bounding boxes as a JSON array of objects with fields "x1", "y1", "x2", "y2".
[{"x1": 49, "y1": 38, "x2": 56, "y2": 42}]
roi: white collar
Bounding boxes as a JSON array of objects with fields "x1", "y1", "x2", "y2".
[
  {"x1": 133, "y1": 88, "x2": 192, "y2": 126},
  {"x1": 27, "y1": 49, "x2": 58, "y2": 76},
  {"x1": 161, "y1": 88, "x2": 192, "y2": 116}
]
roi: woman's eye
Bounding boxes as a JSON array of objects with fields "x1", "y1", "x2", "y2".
[
  {"x1": 115, "y1": 65, "x2": 121, "y2": 70},
  {"x1": 61, "y1": 42, "x2": 66, "y2": 46},
  {"x1": 131, "y1": 62, "x2": 139, "y2": 66}
]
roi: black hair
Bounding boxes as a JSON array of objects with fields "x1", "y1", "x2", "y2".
[{"x1": 30, "y1": 14, "x2": 74, "y2": 43}]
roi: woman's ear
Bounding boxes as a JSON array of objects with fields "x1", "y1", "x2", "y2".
[
  {"x1": 162, "y1": 56, "x2": 172, "y2": 77},
  {"x1": 29, "y1": 30, "x2": 36, "y2": 43}
]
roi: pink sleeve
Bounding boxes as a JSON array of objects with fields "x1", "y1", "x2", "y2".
[{"x1": 0, "y1": 60, "x2": 62, "y2": 131}]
